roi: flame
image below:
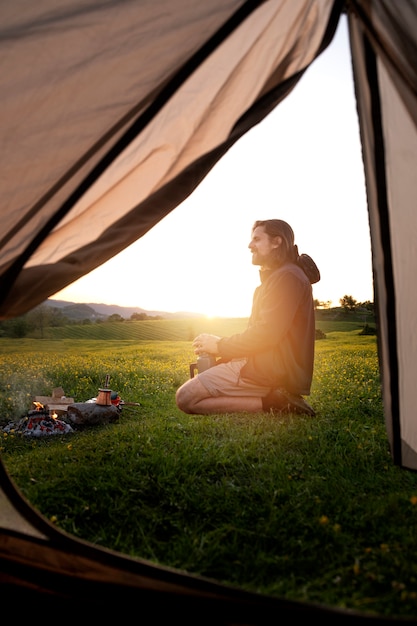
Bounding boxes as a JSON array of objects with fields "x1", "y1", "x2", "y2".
[
  {"x1": 51, "y1": 411, "x2": 58, "y2": 420},
  {"x1": 33, "y1": 401, "x2": 44, "y2": 411}
]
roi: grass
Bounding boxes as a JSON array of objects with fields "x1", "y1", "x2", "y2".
[{"x1": 1, "y1": 322, "x2": 417, "y2": 619}]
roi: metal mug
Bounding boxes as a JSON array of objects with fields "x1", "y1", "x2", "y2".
[{"x1": 189, "y1": 353, "x2": 217, "y2": 378}]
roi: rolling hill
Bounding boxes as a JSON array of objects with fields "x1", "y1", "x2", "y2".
[{"x1": 46, "y1": 299, "x2": 206, "y2": 321}]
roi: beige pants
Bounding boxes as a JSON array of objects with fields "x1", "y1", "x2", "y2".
[{"x1": 196, "y1": 359, "x2": 270, "y2": 398}]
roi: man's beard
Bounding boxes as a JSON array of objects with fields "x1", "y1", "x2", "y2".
[{"x1": 252, "y1": 251, "x2": 271, "y2": 267}]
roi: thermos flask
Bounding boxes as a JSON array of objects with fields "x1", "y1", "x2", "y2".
[{"x1": 189, "y1": 353, "x2": 217, "y2": 378}]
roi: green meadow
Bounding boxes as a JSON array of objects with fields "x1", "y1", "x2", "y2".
[{"x1": 1, "y1": 318, "x2": 417, "y2": 619}]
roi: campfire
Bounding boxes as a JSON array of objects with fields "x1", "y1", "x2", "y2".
[
  {"x1": 3, "y1": 400, "x2": 73, "y2": 437},
  {"x1": 2, "y1": 380, "x2": 140, "y2": 436}
]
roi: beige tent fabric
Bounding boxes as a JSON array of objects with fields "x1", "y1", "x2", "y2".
[
  {"x1": 0, "y1": 488, "x2": 46, "y2": 538},
  {"x1": 381, "y1": 67, "x2": 417, "y2": 470},
  {"x1": 348, "y1": 0, "x2": 417, "y2": 470},
  {"x1": 1, "y1": 0, "x2": 247, "y2": 312},
  {"x1": 25, "y1": 1, "x2": 332, "y2": 265},
  {"x1": 0, "y1": 0, "x2": 336, "y2": 319}
]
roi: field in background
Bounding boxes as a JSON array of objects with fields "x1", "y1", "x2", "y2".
[
  {"x1": 0, "y1": 316, "x2": 375, "y2": 424},
  {"x1": 27, "y1": 315, "x2": 370, "y2": 342},
  {"x1": 42, "y1": 316, "x2": 249, "y2": 341}
]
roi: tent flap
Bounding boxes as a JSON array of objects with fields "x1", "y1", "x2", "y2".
[
  {"x1": 0, "y1": 0, "x2": 338, "y2": 319},
  {"x1": 348, "y1": 0, "x2": 417, "y2": 470}
]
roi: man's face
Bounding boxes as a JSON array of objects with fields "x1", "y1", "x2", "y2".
[{"x1": 248, "y1": 226, "x2": 281, "y2": 268}]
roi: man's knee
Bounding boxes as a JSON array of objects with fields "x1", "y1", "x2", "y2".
[
  {"x1": 176, "y1": 381, "x2": 198, "y2": 413},
  {"x1": 176, "y1": 378, "x2": 207, "y2": 413},
  {"x1": 175, "y1": 385, "x2": 190, "y2": 413}
]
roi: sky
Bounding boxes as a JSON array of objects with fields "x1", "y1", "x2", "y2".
[{"x1": 53, "y1": 16, "x2": 374, "y2": 319}]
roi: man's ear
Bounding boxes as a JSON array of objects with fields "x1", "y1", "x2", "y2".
[{"x1": 272, "y1": 236, "x2": 282, "y2": 249}]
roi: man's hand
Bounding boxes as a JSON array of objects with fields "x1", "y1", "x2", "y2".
[{"x1": 193, "y1": 333, "x2": 221, "y2": 356}]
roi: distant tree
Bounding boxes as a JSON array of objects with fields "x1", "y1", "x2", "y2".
[
  {"x1": 26, "y1": 304, "x2": 53, "y2": 337},
  {"x1": 12, "y1": 318, "x2": 30, "y2": 337},
  {"x1": 340, "y1": 295, "x2": 358, "y2": 312},
  {"x1": 107, "y1": 313, "x2": 124, "y2": 322},
  {"x1": 48, "y1": 307, "x2": 69, "y2": 327},
  {"x1": 130, "y1": 312, "x2": 147, "y2": 321},
  {"x1": 314, "y1": 299, "x2": 332, "y2": 310},
  {"x1": 0, "y1": 317, "x2": 30, "y2": 338},
  {"x1": 130, "y1": 312, "x2": 164, "y2": 321},
  {"x1": 360, "y1": 300, "x2": 374, "y2": 313}
]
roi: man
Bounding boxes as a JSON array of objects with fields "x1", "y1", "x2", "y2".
[{"x1": 175, "y1": 219, "x2": 320, "y2": 416}]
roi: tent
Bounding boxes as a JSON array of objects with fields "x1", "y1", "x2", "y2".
[{"x1": 1, "y1": 0, "x2": 416, "y2": 621}]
